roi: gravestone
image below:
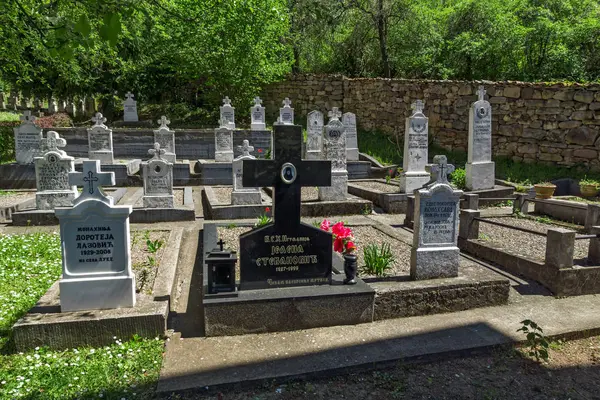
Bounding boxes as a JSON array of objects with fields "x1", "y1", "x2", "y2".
[
  {"x1": 34, "y1": 131, "x2": 77, "y2": 210},
  {"x1": 250, "y1": 97, "x2": 266, "y2": 131},
  {"x1": 279, "y1": 98, "x2": 294, "y2": 125},
  {"x1": 318, "y1": 107, "x2": 348, "y2": 201},
  {"x1": 342, "y1": 112, "x2": 359, "y2": 161},
  {"x1": 231, "y1": 140, "x2": 261, "y2": 205},
  {"x1": 399, "y1": 100, "x2": 430, "y2": 194},
  {"x1": 76, "y1": 99, "x2": 85, "y2": 116},
  {"x1": 466, "y1": 86, "x2": 495, "y2": 190},
  {"x1": 48, "y1": 97, "x2": 57, "y2": 114},
  {"x1": 214, "y1": 125, "x2": 234, "y2": 162},
  {"x1": 85, "y1": 96, "x2": 96, "y2": 116},
  {"x1": 306, "y1": 110, "x2": 324, "y2": 160},
  {"x1": 88, "y1": 112, "x2": 114, "y2": 164},
  {"x1": 219, "y1": 96, "x2": 235, "y2": 129},
  {"x1": 58, "y1": 99, "x2": 66, "y2": 113},
  {"x1": 8, "y1": 92, "x2": 18, "y2": 111},
  {"x1": 123, "y1": 92, "x2": 139, "y2": 122},
  {"x1": 411, "y1": 155, "x2": 462, "y2": 280},
  {"x1": 14, "y1": 110, "x2": 43, "y2": 164},
  {"x1": 56, "y1": 160, "x2": 135, "y2": 312},
  {"x1": 240, "y1": 124, "x2": 333, "y2": 290},
  {"x1": 142, "y1": 143, "x2": 174, "y2": 208},
  {"x1": 66, "y1": 100, "x2": 75, "y2": 117},
  {"x1": 154, "y1": 116, "x2": 176, "y2": 163}
]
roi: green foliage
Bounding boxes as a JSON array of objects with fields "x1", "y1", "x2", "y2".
[
  {"x1": 517, "y1": 319, "x2": 549, "y2": 362},
  {"x1": 146, "y1": 237, "x2": 163, "y2": 266},
  {"x1": 361, "y1": 243, "x2": 395, "y2": 277},
  {"x1": 496, "y1": 156, "x2": 599, "y2": 185},
  {"x1": 358, "y1": 130, "x2": 403, "y2": 166},
  {"x1": 0, "y1": 122, "x2": 17, "y2": 164},
  {"x1": 255, "y1": 208, "x2": 273, "y2": 228},
  {"x1": 450, "y1": 168, "x2": 467, "y2": 190},
  {"x1": 579, "y1": 177, "x2": 600, "y2": 186}
]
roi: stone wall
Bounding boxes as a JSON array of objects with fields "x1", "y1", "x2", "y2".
[{"x1": 262, "y1": 74, "x2": 600, "y2": 169}]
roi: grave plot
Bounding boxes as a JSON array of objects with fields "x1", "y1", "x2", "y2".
[
  {"x1": 0, "y1": 189, "x2": 36, "y2": 222},
  {"x1": 111, "y1": 187, "x2": 195, "y2": 223}
]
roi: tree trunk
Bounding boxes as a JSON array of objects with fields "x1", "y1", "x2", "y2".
[{"x1": 377, "y1": 0, "x2": 390, "y2": 78}]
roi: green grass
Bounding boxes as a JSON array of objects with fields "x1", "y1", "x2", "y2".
[
  {"x1": 0, "y1": 112, "x2": 20, "y2": 122},
  {"x1": 0, "y1": 190, "x2": 16, "y2": 196}
]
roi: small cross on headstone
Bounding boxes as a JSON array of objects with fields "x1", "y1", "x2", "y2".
[
  {"x1": 282, "y1": 98, "x2": 292, "y2": 107},
  {"x1": 477, "y1": 86, "x2": 486, "y2": 101},
  {"x1": 223, "y1": 96, "x2": 231, "y2": 105},
  {"x1": 236, "y1": 140, "x2": 254, "y2": 157},
  {"x1": 69, "y1": 160, "x2": 115, "y2": 205},
  {"x1": 217, "y1": 238, "x2": 225, "y2": 251},
  {"x1": 328, "y1": 107, "x2": 342, "y2": 120},
  {"x1": 20, "y1": 110, "x2": 36, "y2": 124},
  {"x1": 41, "y1": 131, "x2": 67, "y2": 153},
  {"x1": 429, "y1": 155, "x2": 455, "y2": 185},
  {"x1": 125, "y1": 92, "x2": 134, "y2": 100},
  {"x1": 412, "y1": 100, "x2": 425, "y2": 114},
  {"x1": 253, "y1": 97, "x2": 262, "y2": 106},
  {"x1": 148, "y1": 142, "x2": 166, "y2": 160},
  {"x1": 157, "y1": 115, "x2": 170, "y2": 129},
  {"x1": 92, "y1": 112, "x2": 107, "y2": 126}
]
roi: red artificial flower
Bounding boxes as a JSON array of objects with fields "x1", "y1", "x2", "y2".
[
  {"x1": 258, "y1": 148, "x2": 263, "y2": 153},
  {"x1": 346, "y1": 241, "x2": 356, "y2": 252},
  {"x1": 333, "y1": 237, "x2": 345, "y2": 253},
  {"x1": 265, "y1": 207, "x2": 271, "y2": 213},
  {"x1": 389, "y1": 169, "x2": 393, "y2": 174},
  {"x1": 331, "y1": 222, "x2": 345, "y2": 237},
  {"x1": 320, "y1": 219, "x2": 331, "y2": 231}
]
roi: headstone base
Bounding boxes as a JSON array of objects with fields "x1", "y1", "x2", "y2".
[
  {"x1": 143, "y1": 195, "x2": 175, "y2": 209},
  {"x1": 399, "y1": 172, "x2": 430, "y2": 194},
  {"x1": 466, "y1": 161, "x2": 495, "y2": 191},
  {"x1": 60, "y1": 275, "x2": 136, "y2": 312},
  {"x1": 410, "y1": 247, "x2": 460, "y2": 280},
  {"x1": 318, "y1": 172, "x2": 348, "y2": 201},
  {"x1": 346, "y1": 148, "x2": 359, "y2": 161},
  {"x1": 231, "y1": 191, "x2": 262, "y2": 205},
  {"x1": 251, "y1": 123, "x2": 266, "y2": 131},
  {"x1": 90, "y1": 151, "x2": 114, "y2": 164},
  {"x1": 215, "y1": 151, "x2": 234, "y2": 163},
  {"x1": 36, "y1": 191, "x2": 77, "y2": 210},
  {"x1": 306, "y1": 150, "x2": 321, "y2": 160}
]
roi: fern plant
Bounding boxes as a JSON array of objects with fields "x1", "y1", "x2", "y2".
[{"x1": 361, "y1": 243, "x2": 395, "y2": 276}]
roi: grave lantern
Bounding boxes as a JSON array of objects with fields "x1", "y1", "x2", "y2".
[{"x1": 206, "y1": 239, "x2": 237, "y2": 294}]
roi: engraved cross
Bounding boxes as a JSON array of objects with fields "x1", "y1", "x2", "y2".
[
  {"x1": 20, "y1": 110, "x2": 35, "y2": 124},
  {"x1": 253, "y1": 97, "x2": 262, "y2": 106},
  {"x1": 158, "y1": 115, "x2": 170, "y2": 129},
  {"x1": 429, "y1": 155, "x2": 455, "y2": 185},
  {"x1": 222, "y1": 96, "x2": 231, "y2": 105},
  {"x1": 236, "y1": 140, "x2": 254, "y2": 157},
  {"x1": 478, "y1": 86, "x2": 486, "y2": 101},
  {"x1": 92, "y1": 112, "x2": 107, "y2": 126},
  {"x1": 148, "y1": 142, "x2": 166, "y2": 160},
  {"x1": 282, "y1": 97, "x2": 292, "y2": 107},
  {"x1": 125, "y1": 92, "x2": 134, "y2": 100},
  {"x1": 41, "y1": 131, "x2": 66, "y2": 153},
  {"x1": 328, "y1": 107, "x2": 342, "y2": 120},
  {"x1": 69, "y1": 160, "x2": 115, "y2": 205},
  {"x1": 412, "y1": 100, "x2": 425, "y2": 114}
]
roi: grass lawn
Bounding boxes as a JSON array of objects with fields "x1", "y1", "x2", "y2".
[
  {"x1": 0, "y1": 232, "x2": 165, "y2": 399},
  {"x1": 0, "y1": 111, "x2": 20, "y2": 122}
]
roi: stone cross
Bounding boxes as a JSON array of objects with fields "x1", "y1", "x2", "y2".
[
  {"x1": 92, "y1": 112, "x2": 107, "y2": 126},
  {"x1": 430, "y1": 155, "x2": 455, "y2": 185},
  {"x1": 20, "y1": 110, "x2": 36, "y2": 124},
  {"x1": 478, "y1": 86, "x2": 486, "y2": 101},
  {"x1": 158, "y1": 115, "x2": 170, "y2": 129},
  {"x1": 282, "y1": 97, "x2": 292, "y2": 107},
  {"x1": 148, "y1": 142, "x2": 166, "y2": 160},
  {"x1": 41, "y1": 131, "x2": 67, "y2": 153},
  {"x1": 69, "y1": 160, "x2": 115, "y2": 205},
  {"x1": 217, "y1": 238, "x2": 225, "y2": 251},
  {"x1": 412, "y1": 100, "x2": 425, "y2": 114},
  {"x1": 253, "y1": 97, "x2": 262, "y2": 106},
  {"x1": 328, "y1": 107, "x2": 342, "y2": 120},
  {"x1": 125, "y1": 92, "x2": 134, "y2": 100},
  {"x1": 236, "y1": 140, "x2": 254, "y2": 157},
  {"x1": 223, "y1": 96, "x2": 231, "y2": 105}
]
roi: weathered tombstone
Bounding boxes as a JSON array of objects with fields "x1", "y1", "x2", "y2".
[
  {"x1": 14, "y1": 110, "x2": 43, "y2": 164},
  {"x1": 240, "y1": 124, "x2": 332, "y2": 289},
  {"x1": 88, "y1": 112, "x2": 114, "y2": 164},
  {"x1": 466, "y1": 86, "x2": 495, "y2": 190},
  {"x1": 154, "y1": 116, "x2": 176, "y2": 163},
  {"x1": 318, "y1": 107, "x2": 348, "y2": 201},
  {"x1": 48, "y1": 97, "x2": 57, "y2": 114},
  {"x1": 214, "y1": 125, "x2": 234, "y2": 162},
  {"x1": 123, "y1": 92, "x2": 139, "y2": 122},
  {"x1": 231, "y1": 140, "x2": 261, "y2": 205},
  {"x1": 399, "y1": 100, "x2": 430, "y2": 194},
  {"x1": 58, "y1": 99, "x2": 66, "y2": 113},
  {"x1": 279, "y1": 98, "x2": 294, "y2": 125},
  {"x1": 56, "y1": 160, "x2": 135, "y2": 312},
  {"x1": 411, "y1": 155, "x2": 462, "y2": 280},
  {"x1": 76, "y1": 98, "x2": 85, "y2": 116},
  {"x1": 306, "y1": 110, "x2": 324, "y2": 160},
  {"x1": 85, "y1": 96, "x2": 96, "y2": 116},
  {"x1": 342, "y1": 112, "x2": 359, "y2": 161},
  {"x1": 142, "y1": 143, "x2": 174, "y2": 208},
  {"x1": 250, "y1": 96, "x2": 266, "y2": 131},
  {"x1": 219, "y1": 96, "x2": 235, "y2": 129},
  {"x1": 66, "y1": 100, "x2": 75, "y2": 117},
  {"x1": 34, "y1": 131, "x2": 77, "y2": 210}
]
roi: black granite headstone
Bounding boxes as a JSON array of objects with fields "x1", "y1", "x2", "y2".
[{"x1": 240, "y1": 124, "x2": 333, "y2": 290}]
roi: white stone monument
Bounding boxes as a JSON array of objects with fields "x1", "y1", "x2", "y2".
[
  {"x1": 123, "y1": 91, "x2": 139, "y2": 122},
  {"x1": 34, "y1": 131, "x2": 77, "y2": 210},
  {"x1": 231, "y1": 140, "x2": 262, "y2": 205},
  {"x1": 411, "y1": 155, "x2": 462, "y2": 280},
  {"x1": 56, "y1": 160, "x2": 135, "y2": 312},
  {"x1": 279, "y1": 98, "x2": 294, "y2": 125},
  {"x1": 250, "y1": 96, "x2": 266, "y2": 131},
  {"x1": 215, "y1": 124, "x2": 234, "y2": 162},
  {"x1": 306, "y1": 110, "x2": 324, "y2": 160},
  {"x1": 399, "y1": 100, "x2": 430, "y2": 194},
  {"x1": 14, "y1": 110, "x2": 43, "y2": 164},
  {"x1": 219, "y1": 96, "x2": 235, "y2": 129},
  {"x1": 318, "y1": 107, "x2": 348, "y2": 201},
  {"x1": 466, "y1": 86, "x2": 495, "y2": 190},
  {"x1": 342, "y1": 112, "x2": 359, "y2": 161},
  {"x1": 48, "y1": 97, "x2": 57, "y2": 114},
  {"x1": 88, "y1": 112, "x2": 114, "y2": 164},
  {"x1": 142, "y1": 143, "x2": 174, "y2": 208},
  {"x1": 154, "y1": 115, "x2": 176, "y2": 163}
]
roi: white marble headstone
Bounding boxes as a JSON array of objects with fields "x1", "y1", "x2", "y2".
[
  {"x1": 250, "y1": 97, "x2": 266, "y2": 131},
  {"x1": 123, "y1": 92, "x2": 139, "y2": 122},
  {"x1": 318, "y1": 108, "x2": 348, "y2": 201},
  {"x1": 342, "y1": 112, "x2": 359, "y2": 161},
  {"x1": 231, "y1": 140, "x2": 261, "y2": 205},
  {"x1": 466, "y1": 86, "x2": 495, "y2": 190},
  {"x1": 88, "y1": 112, "x2": 114, "y2": 164},
  {"x1": 153, "y1": 116, "x2": 176, "y2": 163},
  {"x1": 400, "y1": 100, "x2": 430, "y2": 194},
  {"x1": 279, "y1": 98, "x2": 294, "y2": 125},
  {"x1": 219, "y1": 97, "x2": 235, "y2": 129},
  {"x1": 142, "y1": 143, "x2": 174, "y2": 208},
  {"x1": 214, "y1": 126, "x2": 234, "y2": 162},
  {"x1": 14, "y1": 111, "x2": 43, "y2": 164},
  {"x1": 306, "y1": 110, "x2": 324, "y2": 160}
]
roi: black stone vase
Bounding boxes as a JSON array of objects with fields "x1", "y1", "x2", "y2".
[{"x1": 343, "y1": 253, "x2": 358, "y2": 285}]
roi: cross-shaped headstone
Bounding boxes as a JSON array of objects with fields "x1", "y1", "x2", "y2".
[
  {"x1": 69, "y1": 160, "x2": 115, "y2": 205},
  {"x1": 217, "y1": 238, "x2": 225, "y2": 251},
  {"x1": 328, "y1": 107, "x2": 341, "y2": 120},
  {"x1": 236, "y1": 140, "x2": 254, "y2": 157},
  {"x1": 412, "y1": 100, "x2": 425, "y2": 114},
  {"x1": 20, "y1": 110, "x2": 36, "y2": 124},
  {"x1": 157, "y1": 115, "x2": 170, "y2": 129},
  {"x1": 223, "y1": 96, "x2": 231, "y2": 105},
  {"x1": 282, "y1": 98, "x2": 292, "y2": 107},
  {"x1": 477, "y1": 86, "x2": 486, "y2": 101},
  {"x1": 125, "y1": 92, "x2": 134, "y2": 100},
  {"x1": 92, "y1": 112, "x2": 107, "y2": 126},
  {"x1": 148, "y1": 142, "x2": 166, "y2": 160},
  {"x1": 243, "y1": 125, "x2": 331, "y2": 228},
  {"x1": 253, "y1": 97, "x2": 262, "y2": 106},
  {"x1": 429, "y1": 155, "x2": 455, "y2": 185},
  {"x1": 41, "y1": 131, "x2": 67, "y2": 153}
]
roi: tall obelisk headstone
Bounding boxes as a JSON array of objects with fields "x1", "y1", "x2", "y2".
[
  {"x1": 154, "y1": 116, "x2": 176, "y2": 163},
  {"x1": 466, "y1": 86, "x2": 495, "y2": 190},
  {"x1": 399, "y1": 100, "x2": 430, "y2": 194},
  {"x1": 342, "y1": 112, "x2": 359, "y2": 161},
  {"x1": 220, "y1": 97, "x2": 235, "y2": 129},
  {"x1": 250, "y1": 97, "x2": 266, "y2": 131},
  {"x1": 318, "y1": 107, "x2": 348, "y2": 201},
  {"x1": 306, "y1": 110, "x2": 324, "y2": 160},
  {"x1": 231, "y1": 140, "x2": 261, "y2": 205},
  {"x1": 88, "y1": 112, "x2": 114, "y2": 164}
]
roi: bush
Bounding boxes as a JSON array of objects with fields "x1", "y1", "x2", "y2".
[
  {"x1": 34, "y1": 113, "x2": 72, "y2": 128},
  {"x1": 0, "y1": 121, "x2": 18, "y2": 163},
  {"x1": 361, "y1": 243, "x2": 395, "y2": 277},
  {"x1": 450, "y1": 168, "x2": 467, "y2": 190}
]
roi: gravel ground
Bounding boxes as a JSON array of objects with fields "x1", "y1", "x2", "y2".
[
  {"x1": 134, "y1": 189, "x2": 184, "y2": 207},
  {"x1": 217, "y1": 226, "x2": 253, "y2": 279},
  {"x1": 130, "y1": 230, "x2": 170, "y2": 294},
  {"x1": 353, "y1": 181, "x2": 400, "y2": 193},
  {"x1": 212, "y1": 187, "x2": 233, "y2": 204},
  {"x1": 478, "y1": 216, "x2": 589, "y2": 263},
  {"x1": 301, "y1": 187, "x2": 319, "y2": 201},
  {"x1": 0, "y1": 191, "x2": 34, "y2": 207}
]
